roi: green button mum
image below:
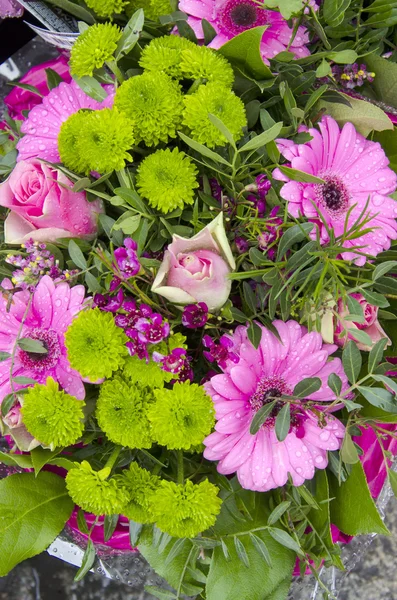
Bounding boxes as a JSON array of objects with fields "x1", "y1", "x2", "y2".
[
  {"x1": 85, "y1": 0, "x2": 126, "y2": 18},
  {"x1": 116, "y1": 462, "x2": 160, "y2": 523},
  {"x1": 65, "y1": 308, "x2": 128, "y2": 381},
  {"x1": 139, "y1": 35, "x2": 195, "y2": 79},
  {"x1": 21, "y1": 377, "x2": 85, "y2": 449},
  {"x1": 70, "y1": 23, "x2": 122, "y2": 78}
]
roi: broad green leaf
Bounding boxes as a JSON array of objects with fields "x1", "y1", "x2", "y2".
[
  {"x1": 44, "y1": 0, "x2": 94, "y2": 23},
  {"x1": 74, "y1": 539, "x2": 96, "y2": 581},
  {"x1": 358, "y1": 386, "x2": 397, "y2": 413},
  {"x1": 250, "y1": 401, "x2": 277, "y2": 434},
  {"x1": 293, "y1": 377, "x2": 322, "y2": 398},
  {"x1": 323, "y1": 0, "x2": 352, "y2": 26},
  {"x1": 31, "y1": 447, "x2": 61, "y2": 476},
  {"x1": 373, "y1": 129, "x2": 397, "y2": 172},
  {"x1": 267, "y1": 528, "x2": 302, "y2": 554},
  {"x1": 144, "y1": 586, "x2": 176, "y2": 600},
  {"x1": 115, "y1": 8, "x2": 144, "y2": 60},
  {"x1": 317, "y1": 92, "x2": 393, "y2": 136},
  {"x1": 45, "y1": 68, "x2": 63, "y2": 91},
  {"x1": 104, "y1": 514, "x2": 119, "y2": 542},
  {"x1": 329, "y1": 461, "x2": 389, "y2": 535},
  {"x1": 247, "y1": 321, "x2": 262, "y2": 349},
  {"x1": 340, "y1": 432, "x2": 359, "y2": 464},
  {"x1": 238, "y1": 122, "x2": 283, "y2": 153},
  {"x1": 328, "y1": 373, "x2": 342, "y2": 396},
  {"x1": 72, "y1": 76, "x2": 107, "y2": 102},
  {"x1": 219, "y1": 27, "x2": 273, "y2": 80},
  {"x1": 342, "y1": 340, "x2": 362, "y2": 383},
  {"x1": 129, "y1": 520, "x2": 143, "y2": 547},
  {"x1": 202, "y1": 18, "x2": 217, "y2": 44},
  {"x1": 276, "y1": 223, "x2": 314, "y2": 261},
  {"x1": 13, "y1": 376, "x2": 36, "y2": 384},
  {"x1": 18, "y1": 338, "x2": 47, "y2": 354},
  {"x1": 360, "y1": 289, "x2": 389, "y2": 308},
  {"x1": 365, "y1": 54, "x2": 397, "y2": 109},
  {"x1": 368, "y1": 338, "x2": 388, "y2": 373},
  {"x1": 275, "y1": 404, "x2": 291, "y2": 442},
  {"x1": 373, "y1": 261, "x2": 397, "y2": 281},
  {"x1": 68, "y1": 239, "x2": 87, "y2": 270},
  {"x1": 0, "y1": 451, "x2": 33, "y2": 469},
  {"x1": 328, "y1": 50, "x2": 358, "y2": 64},
  {"x1": 0, "y1": 471, "x2": 74, "y2": 575},
  {"x1": 262, "y1": 0, "x2": 302, "y2": 18},
  {"x1": 178, "y1": 131, "x2": 232, "y2": 167}
]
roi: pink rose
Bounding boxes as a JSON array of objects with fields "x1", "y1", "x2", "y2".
[
  {"x1": 152, "y1": 214, "x2": 235, "y2": 312},
  {"x1": 3, "y1": 403, "x2": 22, "y2": 429},
  {"x1": 0, "y1": 159, "x2": 103, "y2": 244},
  {"x1": 335, "y1": 292, "x2": 391, "y2": 351}
]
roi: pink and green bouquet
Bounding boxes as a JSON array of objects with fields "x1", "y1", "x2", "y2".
[{"x1": 1, "y1": 0, "x2": 397, "y2": 597}]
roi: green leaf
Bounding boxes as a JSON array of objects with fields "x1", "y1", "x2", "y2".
[
  {"x1": 276, "y1": 223, "x2": 314, "y2": 261},
  {"x1": 18, "y1": 338, "x2": 48, "y2": 354},
  {"x1": 267, "y1": 528, "x2": 302, "y2": 554},
  {"x1": 373, "y1": 261, "x2": 397, "y2": 281},
  {"x1": 129, "y1": 520, "x2": 143, "y2": 547},
  {"x1": 365, "y1": 54, "x2": 397, "y2": 109},
  {"x1": 12, "y1": 376, "x2": 37, "y2": 385},
  {"x1": 372, "y1": 129, "x2": 397, "y2": 172},
  {"x1": 234, "y1": 536, "x2": 250, "y2": 568},
  {"x1": 342, "y1": 340, "x2": 362, "y2": 383},
  {"x1": 0, "y1": 352, "x2": 10, "y2": 362},
  {"x1": 178, "y1": 131, "x2": 232, "y2": 167},
  {"x1": 202, "y1": 18, "x2": 217, "y2": 44},
  {"x1": 250, "y1": 401, "x2": 277, "y2": 434},
  {"x1": 372, "y1": 374, "x2": 397, "y2": 395},
  {"x1": 347, "y1": 328, "x2": 374, "y2": 347},
  {"x1": 262, "y1": 0, "x2": 302, "y2": 18},
  {"x1": 293, "y1": 377, "x2": 322, "y2": 398},
  {"x1": 238, "y1": 122, "x2": 283, "y2": 153},
  {"x1": 358, "y1": 386, "x2": 397, "y2": 413},
  {"x1": 144, "y1": 586, "x2": 176, "y2": 600},
  {"x1": 310, "y1": 470, "x2": 333, "y2": 550},
  {"x1": 45, "y1": 68, "x2": 63, "y2": 91},
  {"x1": 247, "y1": 322, "x2": 262, "y2": 349},
  {"x1": 329, "y1": 461, "x2": 389, "y2": 536},
  {"x1": 328, "y1": 373, "x2": 342, "y2": 396},
  {"x1": 104, "y1": 514, "x2": 119, "y2": 542},
  {"x1": 72, "y1": 76, "x2": 108, "y2": 102},
  {"x1": 85, "y1": 272, "x2": 102, "y2": 294},
  {"x1": 323, "y1": 0, "x2": 352, "y2": 26},
  {"x1": 0, "y1": 471, "x2": 74, "y2": 575},
  {"x1": 340, "y1": 432, "x2": 359, "y2": 464},
  {"x1": 275, "y1": 404, "x2": 291, "y2": 442},
  {"x1": 0, "y1": 451, "x2": 33, "y2": 469},
  {"x1": 368, "y1": 338, "x2": 388, "y2": 373},
  {"x1": 221, "y1": 538, "x2": 231, "y2": 561},
  {"x1": 68, "y1": 239, "x2": 87, "y2": 270},
  {"x1": 7, "y1": 82, "x2": 43, "y2": 97},
  {"x1": 277, "y1": 166, "x2": 325, "y2": 184},
  {"x1": 388, "y1": 469, "x2": 397, "y2": 498},
  {"x1": 1, "y1": 394, "x2": 16, "y2": 417},
  {"x1": 77, "y1": 509, "x2": 89, "y2": 534},
  {"x1": 328, "y1": 50, "x2": 358, "y2": 64},
  {"x1": 208, "y1": 113, "x2": 237, "y2": 148},
  {"x1": 316, "y1": 92, "x2": 393, "y2": 136},
  {"x1": 44, "y1": 0, "x2": 95, "y2": 23},
  {"x1": 316, "y1": 60, "x2": 331, "y2": 78},
  {"x1": 30, "y1": 447, "x2": 61, "y2": 476},
  {"x1": 360, "y1": 289, "x2": 389, "y2": 308},
  {"x1": 267, "y1": 501, "x2": 291, "y2": 526},
  {"x1": 346, "y1": 295, "x2": 364, "y2": 320},
  {"x1": 218, "y1": 26, "x2": 273, "y2": 80},
  {"x1": 115, "y1": 8, "x2": 144, "y2": 60},
  {"x1": 114, "y1": 187, "x2": 149, "y2": 214},
  {"x1": 249, "y1": 533, "x2": 272, "y2": 566},
  {"x1": 74, "y1": 539, "x2": 96, "y2": 581}
]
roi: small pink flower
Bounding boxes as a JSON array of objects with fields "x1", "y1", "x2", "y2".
[
  {"x1": 16, "y1": 80, "x2": 114, "y2": 164},
  {"x1": 3, "y1": 403, "x2": 22, "y2": 428},
  {"x1": 335, "y1": 293, "x2": 391, "y2": 351},
  {"x1": 0, "y1": 159, "x2": 103, "y2": 244},
  {"x1": 0, "y1": 275, "x2": 86, "y2": 403},
  {"x1": 151, "y1": 214, "x2": 235, "y2": 312},
  {"x1": 203, "y1": 320, "x2": 348, "y2": 491},
  {"x1": 177, "y1": 0, "x2": 310, "y2": 63},
  {"x1": 273, "y1": 116, "x2": 397, "y2": 265}
]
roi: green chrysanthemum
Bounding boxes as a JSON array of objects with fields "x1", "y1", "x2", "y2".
[
  {"x1": 148, "y1": 381, "x2": 215, "y2": 449},
  {"x1": 139, "y1": 35, "x2": 195, "y2": 79},
  {"x1": 117, "y1": 462, "x2": 159, "y2": 523},
  {"x1": 85, "y1": 0, "x2": 126, "y2": 18},
  {"x1": 58, "y1": 111, "x2": 91, "y2": 174},
  {"x1": 126, "y1": 0, "x2": 172, "y2": 20},
  {"x1": 21, "y1": 377, "x2": 85, "y2": 449},
  {"x1": 136, "y1": 148, "x2": 198, "y2": 213},
  {"x1": 122, "y1": 355, "x2": 173, "y2": 387},
  {"x1": 65, "y1": 309, "x2": 128, "y2": 381},
  {"x1": 155, "y1": 332, "x2": 187, "y2": 355},
  {"x1": 77, "y1": 108, "x2": 134, "y2": 174},
  {"x1": 180, "y1": 46, "x2": 234, "y2": 88},
  {"x1": 66, "y1": 460, "x2": 130, "y2": 516},
  {"x1": 183, "y1": 82, "x2": 247, "y2": 148},
  {"x1": 114, "y1": 72, "x2": 183, "y2": 146},
  {"x1": 151, "y1": 479, "x2": 222, "y2": 538},
  {"x1": 70, "y1": 23, "x2": 122, "y2": 78},
  {"x1": 96, "y1": 376, "x2": 153, "y2": 449}
]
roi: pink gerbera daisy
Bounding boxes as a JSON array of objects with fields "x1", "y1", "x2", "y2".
[
  {"x1": 16, "y1": 80, "x2": 114, "y2": 164},
  {"x1": 273, "y1": 116, "x2": 397, "y2": 265},
  {"x1": 0, "y1": 275, "x2": 86, "y2": 402},
  {"x1": 203, "y1": 320, "x2": 348, "y2": 491},
  {"x1": 177, "y1": 0, "x2": 310, "y2": 63}
]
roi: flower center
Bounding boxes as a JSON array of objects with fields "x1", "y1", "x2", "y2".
[
  {"x1": 250, "y1": 376, "x2": 292, "y2": 413},
  {"x1": 316, "y1": 175, "x2": 350, "y2": 217},
  {"x1": 218, "y1": 0, "x2": 267, "y2": 35},
  {"x1": 18, "y1": 328, "x2": 60, "y2": 372}
]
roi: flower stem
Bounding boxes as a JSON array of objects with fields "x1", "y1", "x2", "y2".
[
  {"x1": 106, "y1": 60, "x2": 125, "y2": 84},
  {"x1": 105, "y1": 446, "x2": 122, "y2": 472},
  {"x1": 177, "y1": 450, "x2": 184, "y2": 485}
]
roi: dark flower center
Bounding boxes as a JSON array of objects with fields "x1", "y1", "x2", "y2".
[
  {"x1": 230, "y1": 3, "x2": 258, "y2": 26},
  {"x1": 316, "y1": 175, "x2": 350, "y2": 216},
  {"x1": 18, "y1": 328, "x2": 60, "y2": 372},
  {"x1": 250, "y1": 376, "x2": 291, "y2": 413}
]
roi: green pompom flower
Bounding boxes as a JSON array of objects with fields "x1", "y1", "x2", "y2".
[
  {"x1": 21, "y1": 377, "x2": 85, "y2": 449},
  {"x1": 136, "y1": 148, "x2": 198, "y2": 213},
  {"x1": 180, "y1": 46, "x2": 234, "y2": 88},
  {"x1": 70, "y1": 23, "x2": 122, "y2": 78},
  {"x1": 156, "y1": 332, "x2": 187, "y2": 355},
  {"x1": 122, "y1": 355, "x2": 173, "y2": 387},
  {"x1": 126, "y1": 0, "x2": 172, "y2": 20},
  {"x1": 66, "y1": 461, "x2": 130, "y2": 516},
  {"x1": 58, "y1": 111, "x2": 91, "y2": 174},
  {"x1": 114, "y1": 72, "x2": 183, "y2": 146},
  {"x1": 85, "y1": 0, "x2": 126, "y2": 17},
  {"x1": 65, "y1": 309, "x2": 128, "y2": 381},
  {"x1": 148, "y1": 381, "x2": 215, "y2": 449},
  {"x1": 117, "y1": 462, "x2": 159, "y2": 523},
  {"x1": 75, "y1": 108, "x2": 134, "y2": 174},
  {"x1": 183, "y1": 82, "x2": 247, "y2": 148},
  {"x1": 139, "y1": 35, "x2": 195, "y2": 79},
  {"x1": 151, "y1": 479, "x2": 222, "y2": 538},
  {"x1": 96, "y1": 376, "x2": 153, "y2": 449}
]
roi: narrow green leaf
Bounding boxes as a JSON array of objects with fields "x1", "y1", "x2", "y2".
[
  {"x1": 72, "y1": 76, "x2": 107, "y2": 102},
  {"x1": 368, "y1": 338, "x2": 388, "y2": 373},
  {"x1": 18, "y1": 338, "x2": 48, "y2": 354},
  {"x1": 178, "y1": 131, "x2": 232, "y2": 166},
  {"x1": 68, "y1": 239, "x2": 87, "y2": 270},
  {"x1": 341, "y1": 432, "x2": 359, "y2": 464},
  {"x1": 129, "y1": 520, "x2": 143, "y2": 547},
  {"x1": 347, "y1": 328, "x2": 374, "y2": 347},
  {"x1": 247, "y1": 321, "x2": 262, "y2": 349},
  {"x1": 267, "y1": 528, "x2": 303, "y2": 555},
  {"x1": 238, "y1": 122, "x2": 283, "y2": 153},
  {"x1": 373, "y1": 261, "x2": 397, "y2": 280},
  {"x1": 74, "y1": 539, "x2": 96, "y2": 581},
  {"x1": 342, "y1": 340, "x2": 362, "y2": 383},
  {"x1": 7, "y1": 82, "x2": 42, "y2": 97},
  {"x1": 293, "y1": 377, "x2": 322, "y2": 398},
  {"x1": 0, "y1": 352, "x2": 10, "y2": 362},
  {"x1": 77, "y1": 509, "x2": 89, "y2": 535},
  {"x1": 208, "y1": 113, "x2": 237, "y2": 148},
  {"x1": 165, "y1": 537, "x2": 187, "y2": 565},
  {"x1": 1, "y1": 394, "x2": 16, "y2": 417},
  {"x1": 202, "y1": 18, "x2": 217, "y2": 44},
  {"x1": 250, "y1": 401, "x2": 276, "y2": 434},
  {"x1": 328, "y1": 373, "x2": 342, "y2": 396},
  {"x1": 104, "y1": 514, "x2": 119, "y2": 542},
  {"x1": 278, "y1": 166, "x2": 325, "y2": 184},
  {"x1": 234, "y1": 536, "x2": 249, "y2": 568},
  {"x1": 372, "y1": 374, "x2": 397, "y2": 395},
  {"x1": 267, "y1": 501, "x2": 291, "y2": 526},
  {"x1": 115, "y1": 8, "x2": 144, "y2": 59},
  {"x1": 45, "y1": 68, "x2": 63, "y2": 91},
  {"x1": 346, "y1": 295, "x2": 364, "y2": 321},
  {"x1": 388, "y1": 469, "x2": 397, "y2": 498},
  {"x1": 276, "y1": 223, "x2": 314, "y2": 261},
  {"x1": 358, "y1": 386, "x2": 397, "y2": 413},
  {"x1": 12, "y1": 376, "x2": 36, "y2": 385},
  {"x1": 0, "y1": 451, "x2": 33, "y2": 469},
  {"x1": 221, "y1": 538, "x2": 231, "y2": 561},
  {"x1": 275, "y1": 403, "x2": 291, "y2": 442},
  {"x1": 360, "y1": 289, "x2": 389, "y2": 308},
  {"x1": 249, "y1": 533, "x2": 272, "y2": 566}
]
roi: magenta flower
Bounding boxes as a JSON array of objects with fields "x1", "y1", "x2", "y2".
[
  {"x1": 0, "y1": 275, "x2": 86, "y2": 402},
  {"x1": 177, "y1": 0, "x2": 310, "y2": 63},
  {"x1": 273, "y1": 116, "x2": 397, "y2": 265},
  {"x1": 182, "y1": 302, "x2": 208, "y2": 328},
  {"x1": 135, "y1": 314, "x2": 170, "y2": 344},
  {"x1": 114, "y1": 238, "x2": 140, "y2": 279},
  {"x1": 16, "y1": 80, "x2": 114, "y2": 164},
  {"x1": 203, "y1": 334, "x2": 239, "y2": 369},
  {"x1": 203, "y1": 320, "x2": 348, "y2": 491}
]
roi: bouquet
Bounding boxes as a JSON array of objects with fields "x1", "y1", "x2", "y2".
[{"x1": 1, "y1": 1, "x2": 397, "y2": 598}]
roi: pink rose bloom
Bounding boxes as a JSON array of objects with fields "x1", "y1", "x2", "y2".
[
  {"x1": 4, "y1": 54, "x2": 71, "y2": 121},
  {"x1": 0, "y1": 159, "x2": 103, "y2": 244},
  {"x1": 152, "y1": 213, "x2": 235, "y2": 312},
  {"x1": 3, "y1": 403, "x2": 22, "y2": 428},
  {"x1": 335, "y1": 292, "x2": 391, "y2": 351},
  {"x1": 203, "y1": 320, "x2": 348, "y2": 491},
  {"x1": 177, "y1": 0, "x2": 310, "y2": 63}
]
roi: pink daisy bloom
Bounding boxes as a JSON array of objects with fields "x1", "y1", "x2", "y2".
[
  {"x1": 0, "y1": 275, "x2": 86, "y2": 402},
  {"x1": 273, "y1": 116, "x2": 397, "y2": 266},
  {"x1": 203, "y1": 320, "x2": 348, "y2": 491},
  {"x1": 177, "y1": 0, "x2": 310, "y2": 63},
  {"x1": 16, "y1": 80, "x2": 115, "y2": 164}
]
